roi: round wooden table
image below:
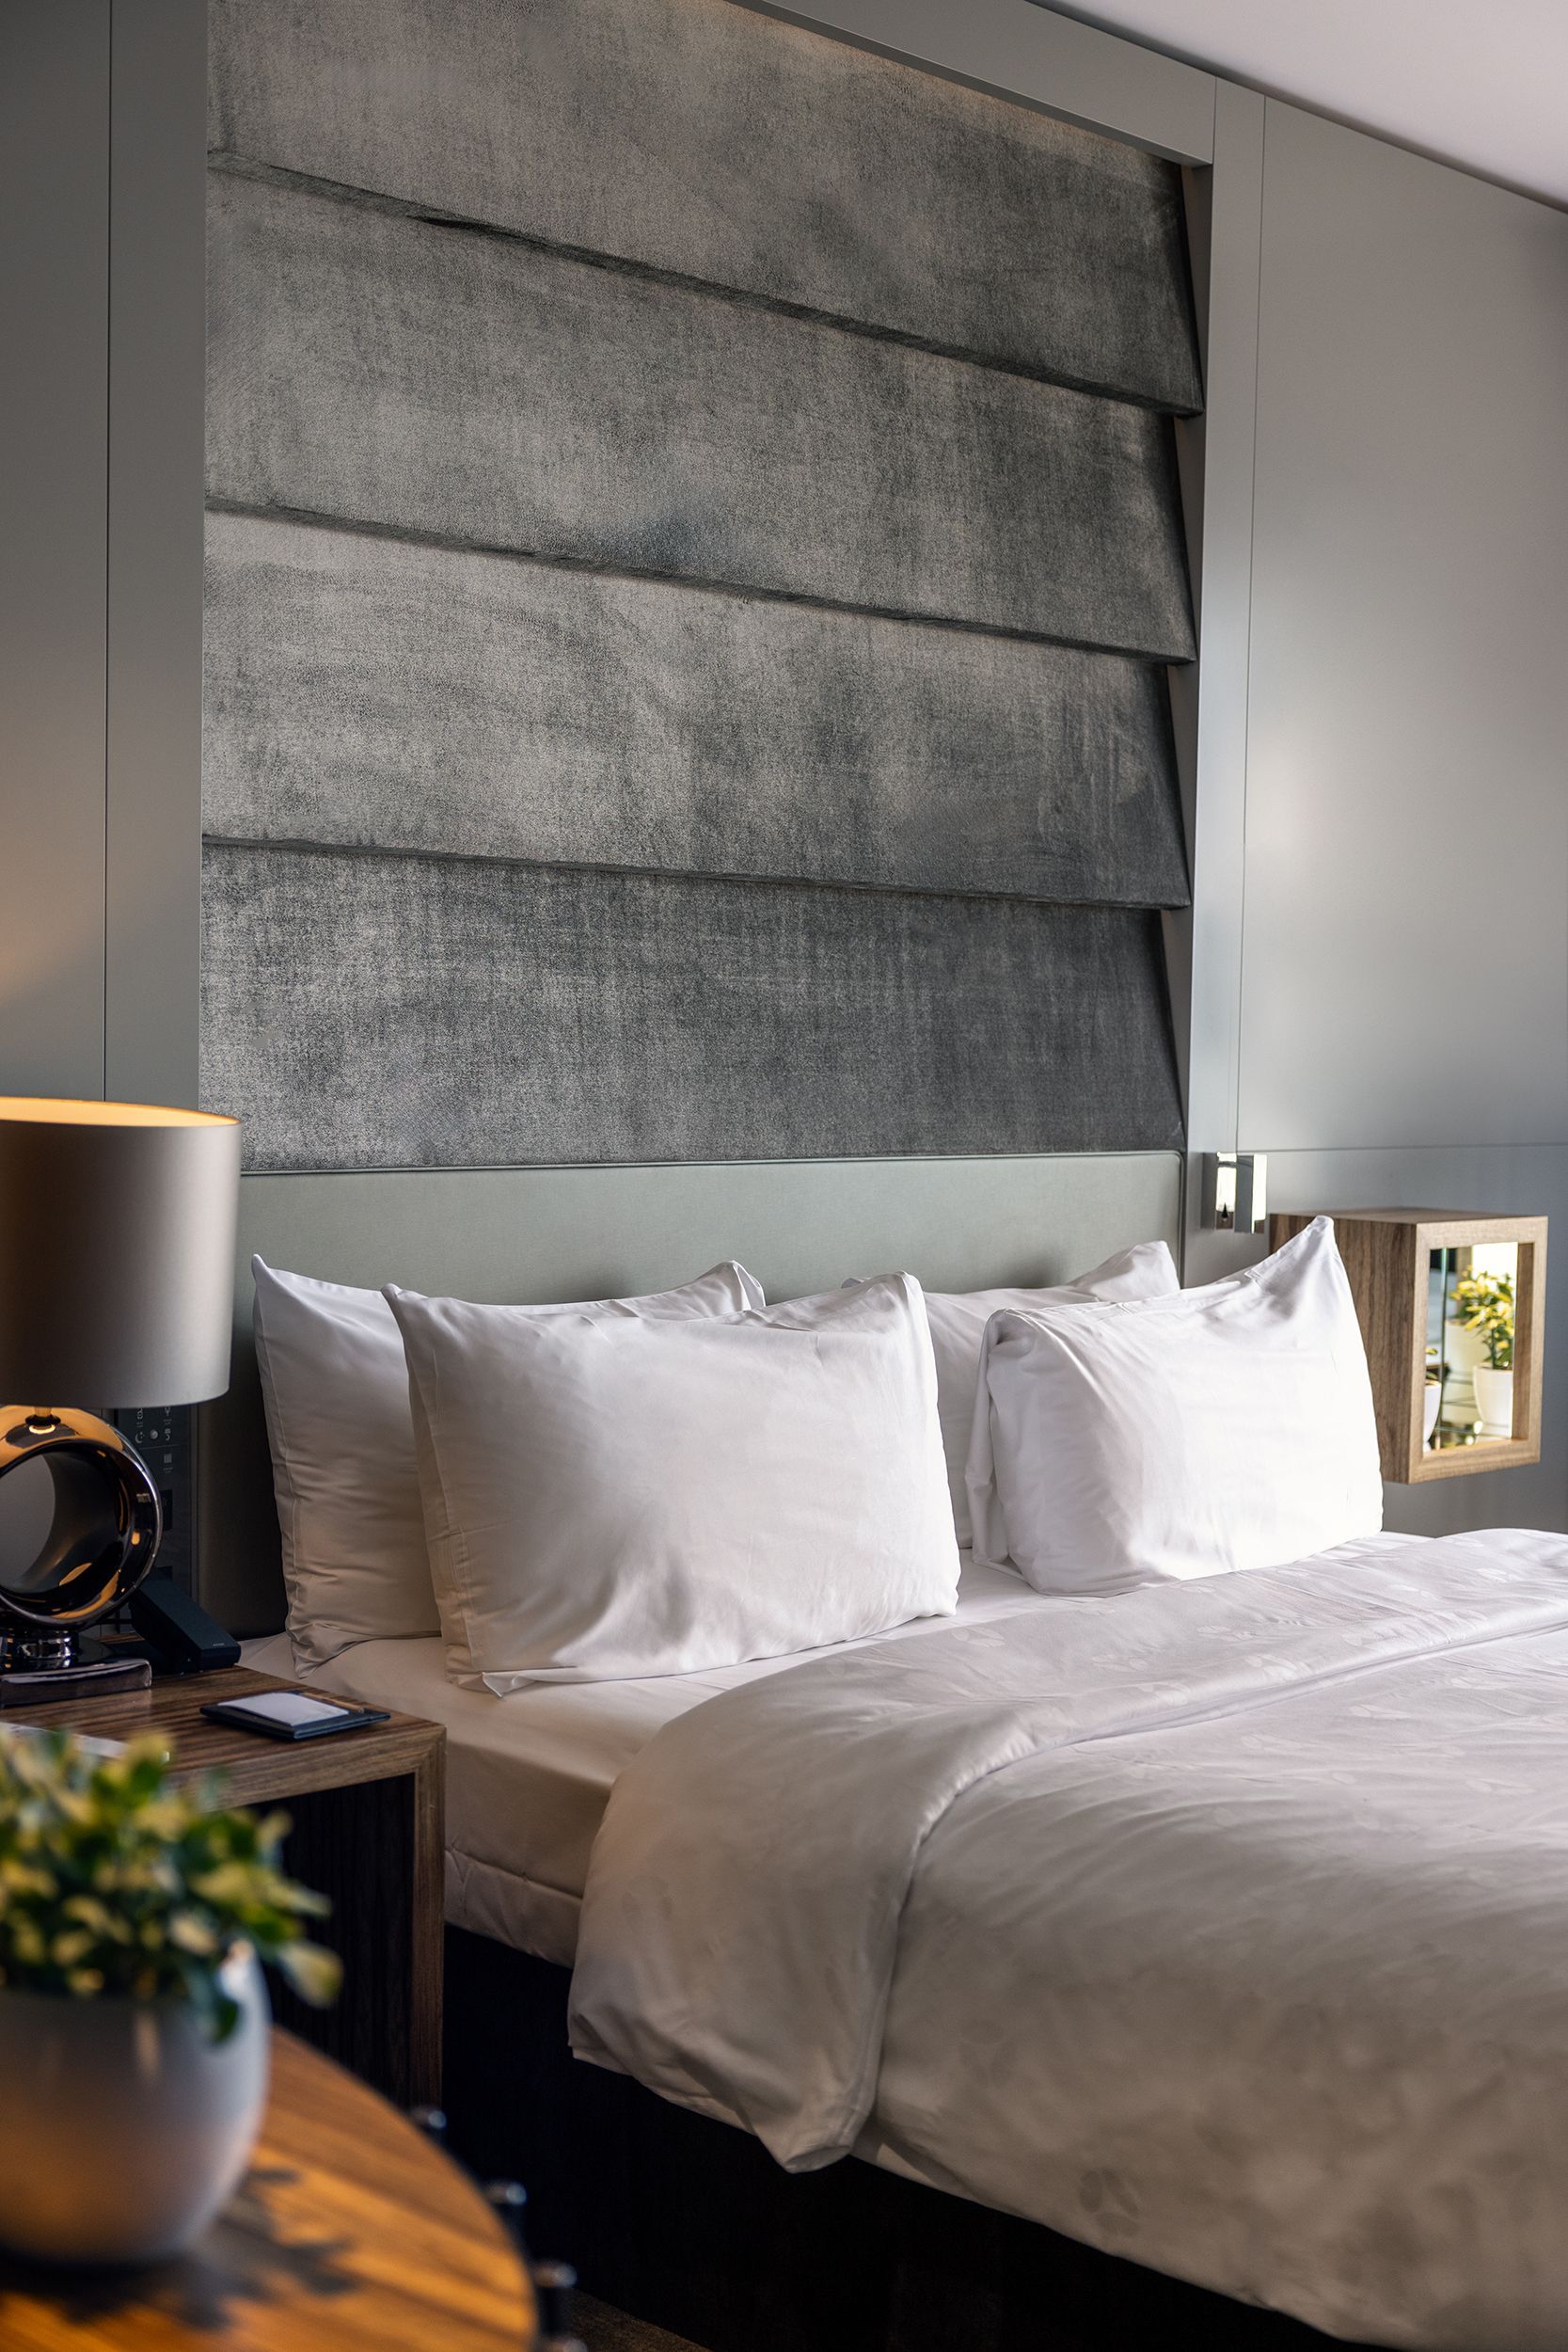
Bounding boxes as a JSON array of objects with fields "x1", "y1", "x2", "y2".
[{"x1": 0, "y1": 2030, "x2": 536, "y2": 2349}]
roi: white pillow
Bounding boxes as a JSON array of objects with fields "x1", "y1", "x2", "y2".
[
  {"x1": 852, "y1": 1241, "x2": 1180, "y2": 1547},
  {"x1": 252, "y1": 1256, "x2": 763, "y2": 1668},
  {"x1": 386, "y1": 1273, "x2": 959, "y2": 1690},
  {"x1": 967, "y1": 1217, "x2": 1383, "y2": 1593}
]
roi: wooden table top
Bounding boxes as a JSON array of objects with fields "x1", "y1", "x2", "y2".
[
  {"x1": 0, "y1": 2030, "x2": 536, "y2": 2350},
  {"x1": 0, "y1": 1666, "x2": 444, "y2": 1805}
]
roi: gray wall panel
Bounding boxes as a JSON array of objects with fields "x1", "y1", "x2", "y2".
[
  {"x1": 206, "y1": 174, "x2": 1195, "y2": 659},
  {"x1": 1180, "y1": 106, "x2": 1568, "y2": 1534},
  {"x1": 1238, "y1": 103, "x2": 1568, "y2": 1152},
  {"x1": 209, "y1": 0, "x2": 1200, "y2": 412},
  {"x1": 203, "y1": 5, "x2": 1198, "y2": 1179},
  {"x1": 201, "y1": 845, "x2": 1183, "y2": 1170},
  {"x1": 106, "y1": 0, "x2": 207, "y2": 1108},
  {"x1": 0, "y1": 1, "x2": 108, "y2": 1100},
  {"x1": 1177, "y1": 83, "x2": 1264, "y2": 1286},
  {"x1": 204, "y1": 512, "x2": 1189, "y2": 907}
]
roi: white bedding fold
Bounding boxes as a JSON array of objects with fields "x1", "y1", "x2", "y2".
[{"x1": 570, "y1": 1530, "x2": 1568, "y2": 2348}]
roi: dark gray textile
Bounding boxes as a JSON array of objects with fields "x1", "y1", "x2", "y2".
[
  {"x1": 201, "y1": 845, "x2": 1184, "y2": 1171},
  {"x1": 204, "y1": 512, "x2": 1189, "y2": 909},
  {"x1": 201, "y1": 0, "x2": 1199, "y2": 1172},
  {"x1": 208, "y1": 0, "x2": 1200, "y2": 414},
  {"x1": 206, "y1": 174, "x2": 1195, "y2": 660}
]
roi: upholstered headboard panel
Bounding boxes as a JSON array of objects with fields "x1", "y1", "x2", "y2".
[
  {"x1": 200, "y1": 0, "x2": 1196, "y2": 1173},
  {"x1": 197, "y1": 1152, "x2": 1182, "y2": 1633}
]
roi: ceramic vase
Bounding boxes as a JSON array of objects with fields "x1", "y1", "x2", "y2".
[
  {"x1": 1440, "y1": 1316, "x2": 1486, "y2": 1423},
  {"x1": 0, "y1": 1947, "x2": 269, "y2": 2265},
  {"x1": 1473, "y1": 1365, "x2": 1514, "y2": 1433}
]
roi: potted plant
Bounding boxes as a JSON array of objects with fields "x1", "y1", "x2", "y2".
[
  {"x1": 0, "y1": 1725, "x2": 341, "y2": 2265},
  {"x1": 1454, "y1": 1270, "x2": 1515, "y2": 1431}
]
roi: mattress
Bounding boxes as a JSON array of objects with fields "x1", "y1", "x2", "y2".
[{"x1": 243, "y1": 1556, "x2": 1043, "y2": 1963}]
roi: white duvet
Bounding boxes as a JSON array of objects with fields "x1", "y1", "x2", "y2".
[{"x1": 570, "y1": 1531, "x2": 1568, "y2": 2350}]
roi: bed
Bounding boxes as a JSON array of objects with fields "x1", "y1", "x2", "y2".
[
  {"x1": 203, "y1": 1154, "x2": 1567, "y2": 2352},
  {"x1": 244, "y1": 1556, "x2": 1053, "y2": 1970},
  {"x1": 248, "y1": 1522, "x2": 1568, "y2": 2352}
]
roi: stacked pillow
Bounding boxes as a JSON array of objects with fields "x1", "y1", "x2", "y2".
[
  {"x1": 258, "y1": 1224, "x2": 1357, "y2": 1692},
  {"x1": 252, "y1": 1256, "x2": 762, "y2": 1668},
  {"x1": 967, "y1": 1216, "x2": 1383, "y2": 1592},
  {"x1": 895, "y1": 1241, "x2": 1180, "y2": 1544},
  {"x1": 387, "y1": 1274, "x2": 958, "y2": 1689}
]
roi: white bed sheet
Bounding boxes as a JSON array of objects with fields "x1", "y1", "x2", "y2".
[
  {"x1": 570, "y1": 1527, "x2": 1568, "y2": 2350},
  {"x1": 243, "y1": 1556, "x2": 1044, "y2": 1963}
]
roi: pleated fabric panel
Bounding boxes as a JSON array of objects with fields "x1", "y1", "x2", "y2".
[{"x1": 202, "y1": 0, "x2": 1197, "y2": 1171}]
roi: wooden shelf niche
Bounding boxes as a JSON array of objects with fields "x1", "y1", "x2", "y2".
[{"x1": 1268, "y1": 1210, "x2": 1547, "y2": 1485}]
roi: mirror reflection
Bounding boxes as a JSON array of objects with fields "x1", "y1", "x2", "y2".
[{"x1": 1426, "y1": 1241, "x2": 1518, "y2": 1452}]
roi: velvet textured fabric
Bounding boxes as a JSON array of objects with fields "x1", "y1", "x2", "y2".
[
  {"x1": 204, "y1": 513, "x2": 1191, "y2": 909},
  {"x1": 208, "y1": 0, "x2": 1201, "y2": 412},
  {"x1": 200, "y1": 0, "x2": 1198, "y2": 1172},
  {"x1": 206, "y1": 175, "x2": 1194, "y2": 657},
  {"x1": 201, "y1": 844, "x2": 1184, "y2": 1169}
]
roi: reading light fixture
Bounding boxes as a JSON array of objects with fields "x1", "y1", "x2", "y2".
[
  {"x1": 1202, "y1": 1152, "x2": 1268, "y2": 1233},
  {"x1": 0, "y1": 1098, "x2": 240, "y2": 1698}
]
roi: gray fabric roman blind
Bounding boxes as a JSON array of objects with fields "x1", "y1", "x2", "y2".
[{"x1": 202, "y1": 0, "x2": 1198, "y2": 1171}]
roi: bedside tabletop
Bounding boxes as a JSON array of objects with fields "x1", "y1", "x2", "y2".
[{"x1": 0, "y1": 1668, "x2": 445, "y2": 2108}]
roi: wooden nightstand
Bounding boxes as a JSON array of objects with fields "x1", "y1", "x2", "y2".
[{"x1": 0, "y1": 1667, "x2": 444, "y2": 2108}]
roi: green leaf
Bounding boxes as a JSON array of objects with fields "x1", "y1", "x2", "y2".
[
  {"x1": 0, "y1": 1726, "x2": 335, "y2": 2015},
  {"x1": 168, "y1": 1911, "x2": 220, "y2": 1957},
  {"x1": 208, "y1": 1992, "x2": 243, "y2": 2045},
  {"x1": 275, "y1": 1940, "x2": 342, "y2": 2009}
]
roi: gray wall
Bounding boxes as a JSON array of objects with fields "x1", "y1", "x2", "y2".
[
  {"x1": 1, "y1": 4, "x2": 106, "y2": 1102},
  {"x1": 201, "y1": 0, "x2": 1197, "y2": 1171},
  {"x1": 1182, "y1": 97, "x2": 1568, "y2": 1534},
  {"x1": 1242, "y1": 105, "x2": 1568, "y2": 1159},
  {"x1": 0, "y1": 0, "x2": 205, "y2": 1110}
]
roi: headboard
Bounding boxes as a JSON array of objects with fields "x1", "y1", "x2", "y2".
[{"x1": 196, "y1": 1151, "x2": 1182, "y2": 1635}]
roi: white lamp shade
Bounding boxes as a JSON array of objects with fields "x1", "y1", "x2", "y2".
[{"x1": 0, "y1": 1099, "x2": 241, "y2": 1406}]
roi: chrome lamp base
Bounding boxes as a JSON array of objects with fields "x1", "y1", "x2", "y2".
[
  {"x1": 0, "y1": 1406, "x2": 162, "y2": 1705},
  {"x1": 0, "y1": 1635, "x2": 152, "y2": 1705}
]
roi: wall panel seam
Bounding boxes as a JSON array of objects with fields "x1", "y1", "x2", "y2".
[
  {"x1": 199, "y1": 834, "x2": 1193, "y2": 915},
  {"x1": 203, "y1": 151, "x2": 1201, "y2": 418},
  {"x1": 1253, "y1": 1142, "x2": 1568, "y2": 1163},
  {"x1": 230, "y1": 1150, "x2": 1185, "y2": 1181},
  {"x1": 1233, "y1": 95, "x2": 1266, "y2": 1152},
  {"x1": 200, "y1": 496, "x2": 1196, "y2": 668},
  {"x1": 103, "y1": 0, "x2": 114, "y2": 1100}
]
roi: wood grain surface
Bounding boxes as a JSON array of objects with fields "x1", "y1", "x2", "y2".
[
  {"x1": 0, "y1": 2030, "x2": 534, "y2": 2349},
  {"x1": 0, "y1": 1668, "x2": 446, "y2": 2106},
  {"x1": 0, "y1": 1665, "x2": 437, "y2": 1797},
  {"x1": 1269, "y1": 1208, "x2": 1548, "y2": 1484}
]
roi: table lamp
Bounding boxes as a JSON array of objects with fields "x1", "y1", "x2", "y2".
[{"x1": 0, "y1": 1098, "x2": 240, "y2": 1697}]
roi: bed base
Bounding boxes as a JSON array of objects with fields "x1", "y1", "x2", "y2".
[{"x1": 442, "y1": 1928, "x2": 1369, "y2": 2352}]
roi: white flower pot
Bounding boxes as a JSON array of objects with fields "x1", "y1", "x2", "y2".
[
  {"x1": 1439, "y1": 1317, "x2": 1485, "y2": 1422},
  {"x1": 0, "y1": 1948, "x2": 269, "y2": 2265},
  {"x1": 1423, "y1": 1382, "x2": 1442, "y2": 1444},
  {"x1": 1443, "y1": 1316, "x2": 1488, "y2": 1375},
  {"x1": 1473, "y1": 1365, "x2": 1514, "y2": 1433}
]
